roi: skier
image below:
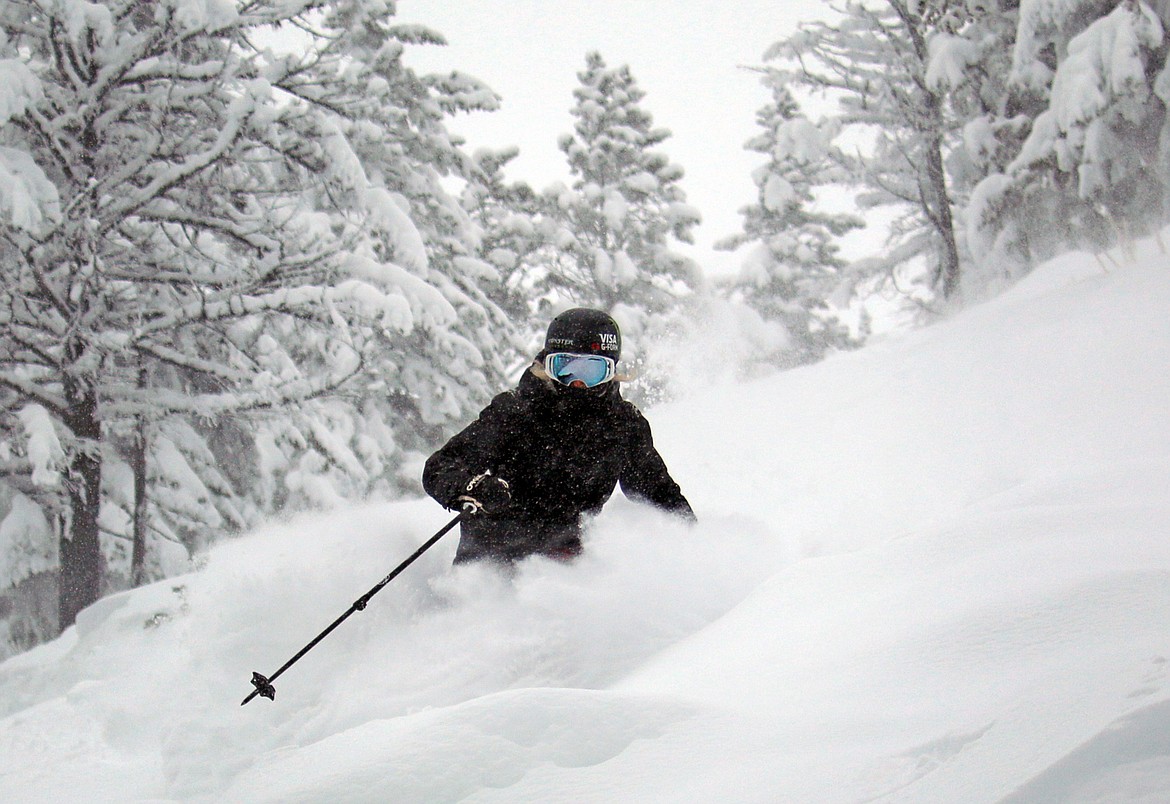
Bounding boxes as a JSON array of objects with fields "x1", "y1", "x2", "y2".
[{"x1": 423, "y1": 308, "x2": 694, "y2": 564}]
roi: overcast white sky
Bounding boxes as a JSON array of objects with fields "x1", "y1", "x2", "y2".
[{"x1": 397, "y1": 1, "x2": 828, "y2": 279}]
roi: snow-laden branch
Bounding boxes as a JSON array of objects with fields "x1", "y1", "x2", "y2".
[
  {"x1": 130, "y1": 276, "x2": 422, "y2": 339},
  {"x1": 0, "y1": 146, "x2": 61, "y2": 236},
  {"x1": 121, "y1": 57, "x2": 233, "y2": 86},
  {"x1": 104, "y1": 358, "x2": 363, "y2": 419},
  {"x1": 132, "y1": 340, "x2": 249, "y2": 385},
  {"x1": 9, "y1": 265, "x2": 70, "y2": 330},
  {"x1": 0, "y1": 58, "x2": 44, "y2": 127},
  {"x1": 0, "y1": 373, "x2": 64, "y2": 416},
  {"x1": 97, "y1": 81, "x2": 267, "y2": 226},
  {"x1": 21, "y1": 106, "x2": 81, "y2": 189},
  {"x1": 3, "y1": 323, "x2": 63, "y2": 368},
  {"x1": 130, "y1": 206, "x2": 281, "y2": 254}
]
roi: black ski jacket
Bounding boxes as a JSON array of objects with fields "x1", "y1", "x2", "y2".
[{"x1": 423, "y1": 362, "x2": 693, "y2": 563}]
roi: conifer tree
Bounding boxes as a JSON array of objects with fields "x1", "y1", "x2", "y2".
[
  {"x1": 261, "y1": 9, "x2": 525, "y2": 506},
  {"x1": 920, "y1": 0, "x2": 1026, "y2": 292},
  {"x1": 768, "y1": 0, "x2": 966, "y2": 303},
  {"x1": 717, "y1": 76, "x2": 862, "y2": 364},
  {"x1": 542, "y1": 52, "x2": 702, "y2": 321},
  {"x1": 460, "y1": 146, "x2": 545, "y2": 323},
  {"x1": 970, "y1": 0, "x2": 1167, "y2": 272}
]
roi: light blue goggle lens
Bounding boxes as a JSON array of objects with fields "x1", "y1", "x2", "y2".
[{"x1": 545, "y1": 353, "x2": 615, "y2": 388}]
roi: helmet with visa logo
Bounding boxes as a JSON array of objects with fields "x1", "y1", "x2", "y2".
[{"x1": 543, "y1": 308, "x2": 621, "y2": 361}]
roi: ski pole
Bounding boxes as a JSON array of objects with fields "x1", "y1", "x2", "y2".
[{"x1": 241, "y1": 509, "x2": 467, "y2": 706}]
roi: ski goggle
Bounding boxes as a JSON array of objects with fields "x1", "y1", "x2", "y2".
[{"x1": 544, "y1": 352, "x2": 616, "y2": 388}]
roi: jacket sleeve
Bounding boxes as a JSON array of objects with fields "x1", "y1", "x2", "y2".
[
  {"x1": 618, "y1": 404, "x2": 695, "y2": 521},
  {"x1": 422, "y1": 392, "x2": 522, "y2": 510}
]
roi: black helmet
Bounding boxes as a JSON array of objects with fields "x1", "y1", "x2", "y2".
[{"x1": 544, "y1": 308, "x2": 621, "y2": 361}]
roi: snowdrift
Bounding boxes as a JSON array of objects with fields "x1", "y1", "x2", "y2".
[{"x1": 1, "y1": 236, "x2": 1168, "y2": 803}]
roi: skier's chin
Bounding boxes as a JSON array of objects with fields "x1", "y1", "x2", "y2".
[{"x1": 557, "y1": 383, "x2": 608, "y2": 401}]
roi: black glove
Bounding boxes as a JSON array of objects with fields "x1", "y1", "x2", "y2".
[{"x1": 456, "y1": 471, "x2": 512, "y2": 514}]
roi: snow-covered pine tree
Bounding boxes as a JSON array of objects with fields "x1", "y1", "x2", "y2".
[
  {"x1": 969, "y1": 0, "x2": 1168, "y2": 273},
  {"x1": 768, "y1": 0, "x2": 967, "y2": 304},
  {"x1": 460, "y1": 146, "x2": 545, "y2": 325},
  {"x1": 541, "y1": 52, "x2": 702, "y2": 339},
  {"x1": 0, "y1": 0, "x2": 512, "y2": 631},
  {"x1": 920, "y1": 0, "x2": 1029, "y2": 293},
  {"x1": 244, "y1": 9, "x2": 526, "y2": 508},
  {"x1": 717, "y1": 75, "x2": 862, "y2": 365}
]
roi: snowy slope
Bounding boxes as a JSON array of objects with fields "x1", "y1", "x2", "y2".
[{"x1": 1, "y1": 237, "x2": 1168, "y2": 803}]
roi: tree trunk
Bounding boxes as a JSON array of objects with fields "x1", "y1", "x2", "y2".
[
  {"x1": 889, "y1": 0, "x2": 962, "y2": 299},
  {"x1": 129, "y1": 409, "x2": 151, "y2": 587},
  {"x1": 59, "y1": 375, "x2": 104, "y2": 632},
  {"x1": 130, "y1": 417, "x2": 148, "y2": 587},
  {"x1": 130, "y1": 363, "x2": 149, "y2": 587},
  {"x1": 925, "y1": 134, "x2": 961, "y2": 299}
]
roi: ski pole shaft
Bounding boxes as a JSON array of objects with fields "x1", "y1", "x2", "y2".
[{"x1": 241, "y1": 510, "x2": 466, "y2": 706}]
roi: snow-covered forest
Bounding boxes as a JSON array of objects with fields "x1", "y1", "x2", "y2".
[{"x1": 0, "y1": 0, "x2": 1167, "y2": 664}]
